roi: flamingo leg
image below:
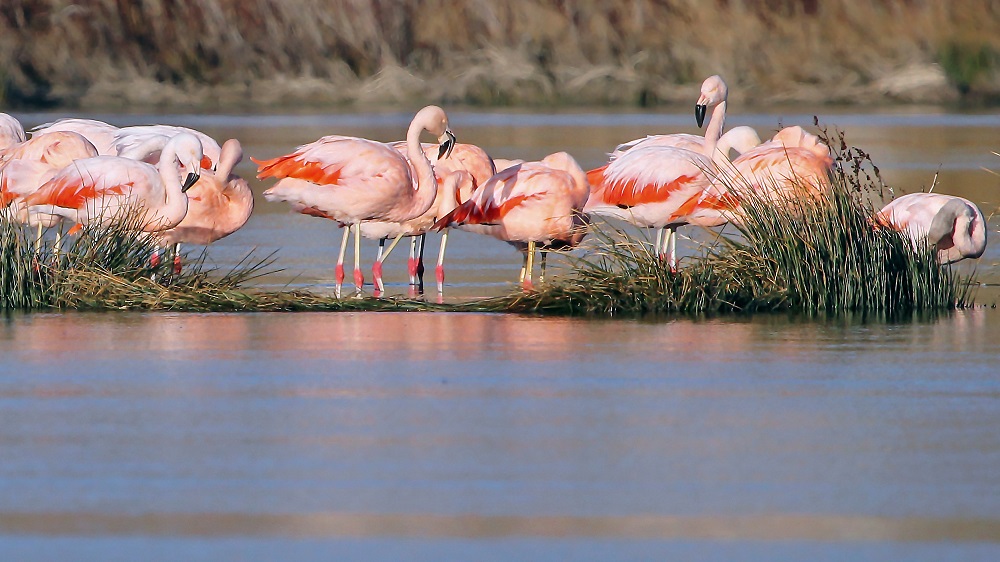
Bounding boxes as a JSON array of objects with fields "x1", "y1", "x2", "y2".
[
  {"x1": 335, "y1": 226, "x2": 350, "y2": 298},
  {"x1": 408, "y1": 236, "x2": 419, "y2": 285},
  {"x1": 173, "y1": 242, "x2": 182, "y2": 275},
  {"x1": 374, "y1": 233, "x2": 406, "y2": 293},
  {"x1": 539, "y1": 250, "x2": 548, "y2": 284},
  {"x1": 436, "y1": 230, "x2": 449, "y2": 294},
  {"x1": 54, "y1": 226, "x2": 63, "y2": 258},
  {"x1": 519, "y1": 252, "x2": 527, "y2": 283},
  {"x1": 522, "y1": 241, "x2": 536, "y2": 291},
  {"x1": 373, "y1": 237, "x2": 386, "y2": 294},
  {"x1": 654, "y1": 227, "x2": 663, "y2": 259},
  {"x1": 353, "y1": 221, "x2": 364, "y2": 293},
  {"x1": 34, "y1": 223, "x2": 43, "y2": 254},
  {"x1": 415, "y1": 234, "x2": 426, "y2": 292},
  {"x1": 668, "y1": 228, "x2": 677, "y2": 272}
]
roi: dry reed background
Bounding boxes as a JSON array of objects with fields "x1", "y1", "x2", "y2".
[{"x1": 1, "y1": 0, "x2": 999, "y2": 108}]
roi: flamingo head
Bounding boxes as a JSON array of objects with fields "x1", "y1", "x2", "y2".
[
  {"x1": 413, "y1": 105, "x2": 456, "y2": 160},
  {"x1": 695, "y1": 75, "x2": 728, "y2": 128},
  {"x1": 168, "y1": 133, "x2": 204, "y2": 192}
]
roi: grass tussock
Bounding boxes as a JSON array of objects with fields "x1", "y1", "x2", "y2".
[
  {"x1": 2, "y1": 1, "x2": 999, "y2": 108},
  {"x1": 492, "y1": 130, "x2": 977, "y2": 318}
]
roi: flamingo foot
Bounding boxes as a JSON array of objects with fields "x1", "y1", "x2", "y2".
[{"x1": 353, "y1": 268, "x2": 365, "y2": 292}]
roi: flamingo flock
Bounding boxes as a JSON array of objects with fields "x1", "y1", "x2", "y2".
[{"x1": 0, "y1": 74, "x2": 989, "y2": 298}]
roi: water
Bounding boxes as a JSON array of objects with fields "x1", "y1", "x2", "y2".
[{"x1": 2, "y1": 108, "x2": 1000, "y2": 560}]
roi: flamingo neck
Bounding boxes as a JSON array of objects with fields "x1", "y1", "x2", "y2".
[
  {"x1": 702, "y1": 101, "x2": 726, "y2": 162},
  {"x1": 405, "y1": 120, "x2": 438, "y2": 217},
  {"x1": 156, "y1": 142, "x2": 189, "y2": 227},
  {"x1": 120, "y1": 136, "x2": 167, "y2": 163}
]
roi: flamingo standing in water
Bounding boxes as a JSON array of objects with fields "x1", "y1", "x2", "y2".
[
  {"x1": 876, "y1": 193, "x2": 987, "y2": 264},
  {"x1": 364, "y1": 141, "x2": 494, "y2": 293},
  {"x1": 585, "y1": 75, "x2": 732, "y2": 269},
  {"x1": 154, "y1": 139, "x2": 254, "y2": 273},
  {"x1": 21, "y1": 133, "x2": 203, "y2": 234},
  {"x1": 0, "y1": 113, "x2": 26, "y2": 151},
  {"x1": 254, "y1": 105, "x2": 455, "y2": 297},
  {"x1": 434, "y1": 152, "x2": 590, "y2": 290}
]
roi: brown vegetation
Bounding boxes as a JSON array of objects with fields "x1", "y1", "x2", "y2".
[{"x1": 1, "y1": 0, "x2": 999, "y2": 108}]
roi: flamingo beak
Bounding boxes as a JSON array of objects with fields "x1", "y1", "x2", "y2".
[
  {"x1": 182, "y1": 172, "x2": 200, "y2": 192},
  {"x1": 437, "y1": 130, "x2": 456, "y2": 160},
  {"x1": 695, "y1": 104, "x2": 707, "y2": 128}
]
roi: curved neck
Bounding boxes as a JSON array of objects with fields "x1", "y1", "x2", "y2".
[
  {"x1": 156, "y1": 141, "x2": 188, "y2": 219},
  {"x1": 702, "y1": 100, "x2": 726, "y2": 161},
  {"x1": 405, "y1": 119, "x2": 438, "y2": 215},
  {"x1": 120, "y1": 136, "x2": 167, "y2": 162}
]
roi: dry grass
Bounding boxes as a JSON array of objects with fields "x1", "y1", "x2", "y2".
[{"x1": 2, "y1": 1, "x2": 998, "y2": 108}]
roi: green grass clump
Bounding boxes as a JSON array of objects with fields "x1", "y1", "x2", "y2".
[{"x1": 493, "y1": 132, "x2": 977, "y2": 318}]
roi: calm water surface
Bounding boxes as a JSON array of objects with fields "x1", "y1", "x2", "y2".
[{"x1": 2, "y1": 109, "x2": 1000, "y2": 560}]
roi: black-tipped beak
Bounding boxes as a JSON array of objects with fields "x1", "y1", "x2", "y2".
[
  {"x1": 182, "y1": 172, "x2": 199, "y2": 192},
  {"x1": 695, "y1": 104, "x2": 707, "y2": 128},
  {"x1": 437, "y1": 130, "x2": 456, "y2": 160}
]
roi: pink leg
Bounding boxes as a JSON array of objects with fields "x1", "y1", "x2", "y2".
[
  {"x1": 353, "y1": 222, "x2": 364, "y2": 293},
  {"x1": 372, "y1": 238, "x2": 386, "y2": 295},
  {"x1": 435, "y1": 230, "x2": 449, "y2": 294},
  {"x1": 172, "y1": 243, "x2": 182, "y2": 275},
  {"x1": 335, "y1": 226, "x2": 350, "y2": 298},
  {"x1": 407, "y1": 237, "x2": 418, "y2": 285}
]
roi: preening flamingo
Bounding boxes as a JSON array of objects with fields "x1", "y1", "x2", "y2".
[
  {"x1": 21, "y1": 133, "x2": 203, "y2": 233},
  {"x1": 363, "y1": 141, "x2": 495, "y2": 293},
  {"x1": 876, "y1": 192, "x2": 987, "y2": 264},
  {"x1": 254, "y1": 105, "x2": 455, "y2": 297},
  {"x1": 586, "y1": 75, "x2": 731, "y2": 269},
  {"x1": 155, "y1": 139, "x2": 254, "y2": 273},
  {"x1": 715, "y1": 126, "x2": 834, "y2": 220},
  {"x1": 0, "y1": 113, "x2": 26, "y2": 151},
  {"x1": 434, "y1": 151, "x2": 590, "y2": 290}
]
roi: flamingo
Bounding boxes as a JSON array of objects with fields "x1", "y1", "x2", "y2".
[
  {"x1": 585, "y1": 75, "x2": 731, "y2": 269},
  {"x1": 154, "y1": 139, "x2": 254, "y2": 273},
  {"x1": 876, "y1": 193, "x2": 987, "y2": 264},
  {"x1": 21, "y1": 133, "x2": 203, "y2": 235},
  {"x1": 0, "y1": 131, "x2": 100, "y2": 251},
  {"x1": 0, "y1": 113, "x2": 26, "y2": 151},
  {"x1": 434, "y1": 151, "x2": 590, "y2": 290},
  {"x1": 365, "y1": 141, "x2": 495, "y2": 293},
  {"x1": 716, "y1": 126, "x2": 834, "y2": 217},
  {"x1": 254, "y1": 105, "x2": 455, "y2": 297},
  {"x1": 611, "y1": 125, "x2": 762, "y2": 163}
]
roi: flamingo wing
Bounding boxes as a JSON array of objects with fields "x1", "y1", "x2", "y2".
[
  {"x1": 23, "y1": 157, "x2": 155, "y2": 209},
  {"x1": 436, "y1": 164, "x2": 559, "y2": 228},
  {"x1": 589, "y1": 146, "x2": 711, "y2": 209}
]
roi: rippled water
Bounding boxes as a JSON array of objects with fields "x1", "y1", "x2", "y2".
[{"x1": 2, "y1": 109, "x2": 1000, "y2": 560}]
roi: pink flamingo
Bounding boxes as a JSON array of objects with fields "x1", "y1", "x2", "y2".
[
  {"x1": 32, "y1": 118, "x2": 120, "y2": 155},
  {"x1": 0, "y1": 113, "x2": 26, "y2": 151},
  {"x1": 716, "y1": 126, "x2": 834, "y2": 215},
  {"x1": 434, "y1": 152, "x2": 590, "y2": 290},
  {"x1": 21, "y1": 133, "x2": 203, "y2": 234},
  {"x1": 585, "y1": 75, "x2": 731, "y2": 269},
  {"x1": 876, "y1": 193, "x2": 987, "y2": 264},
  {"x1": 154, "y1": 139, "x2": 254, "y2": 273},
  {"x1": 365, "y1": 141, "x2": 495, "y2": 293},
  {"x1": 0, "y1": 131, "x2": 100, "y2": 251},
  {"x1": 254, "y1": 105, "x2": 455, "y2": 297}
]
